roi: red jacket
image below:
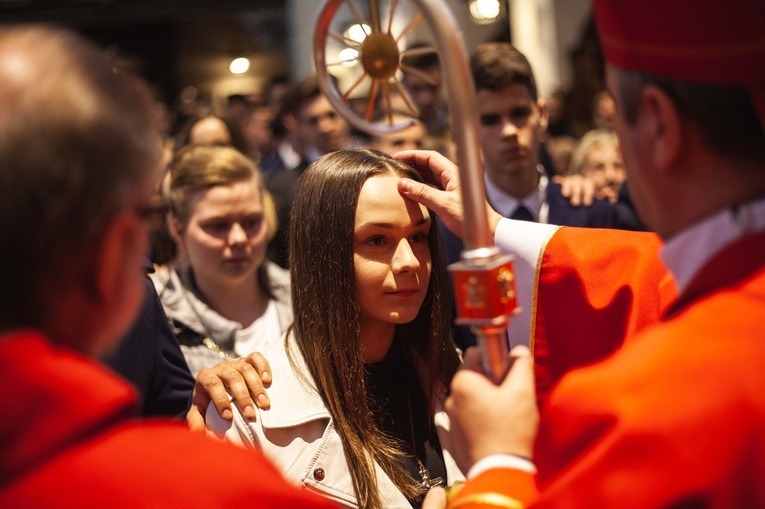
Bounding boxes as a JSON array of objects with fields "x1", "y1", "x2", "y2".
[
  {"x1": 452, "y1": 229, "x2": 765, "y2": 508},
  {"x1": 0, "y1": 332, "x2": 337, "y2": 508}
]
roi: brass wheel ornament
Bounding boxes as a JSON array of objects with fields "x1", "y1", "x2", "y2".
[
  {"x1": 313, "y1": 0, "x2": 438, "y2": 133},
  {"x1": 314, "y1": 0, "x2": 518, "y2": 383}
]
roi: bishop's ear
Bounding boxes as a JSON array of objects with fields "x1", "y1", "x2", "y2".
[
  {"x1": 84, "y1": 213, "x2": 140, "y2": 302},
  {"x1": 82, "y1": 211, "x2": 149, "y2": 355},
  {"x1": 639, "y1": 84, "x2": 682, "y2": 173}
]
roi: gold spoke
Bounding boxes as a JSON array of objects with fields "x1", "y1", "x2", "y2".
[
  {"x1": 391, "y1": 77, "x2": 419, "y2": 117},
  {"x1": 396, "y1": 13, "x2": 425, "y2": 42},
  {"x1": 368, "y1": 0, "x2": 381, "y2": 34},
  {"x1": 327, "y1": 55, "x2": 360, "y2": 67},
  {"x1": 345, "y1": 0, "x2": 370, "y2": 35},
  {"x1": 366, "y1": 79, "x2": 380, "y2": 122},
  {"x1": 399, "y1": 63, "x2": 440, "y2": 86},
  {"x1": 342, "y1": 72, "x2": 369, "y2": 103},
  {"x1": 329, "y1": 30, "x2": 362, "y2": 49},
  {"x1": 386, "y1": 0, "x2": 399, "y2": 35},
  {"x1": 381, "y1": 80, "x2": 393, "y2": 125},
  {"x1": 400, "y1": 45, "x2": 437, "y2": 59}
]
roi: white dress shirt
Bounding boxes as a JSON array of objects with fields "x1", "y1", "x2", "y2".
[{"x1": 484, "y1": 166, "x2": 549, "y2": 224}]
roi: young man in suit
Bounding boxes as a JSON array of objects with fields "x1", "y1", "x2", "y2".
[
  {"x1": 440, "y1": 42, "x2": 638, "y2": 350},
  {"x1": 471, "y1": 42, "x2": 618, "y2": 229}
]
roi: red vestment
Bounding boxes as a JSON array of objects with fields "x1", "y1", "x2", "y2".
[
  {"x1": 532, "y1": 227, "x2": 674, "y2": 398},
  {"x1": 0, "y1": 332, "x2": 337, "y2": 509},
  {"x1": 452, "y1": 228, "x2": 765, "y2": 508}
]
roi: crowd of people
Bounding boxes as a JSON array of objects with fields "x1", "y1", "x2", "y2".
[{"x1": 1, "y1": 0, "x2": 764, "y2": 507}]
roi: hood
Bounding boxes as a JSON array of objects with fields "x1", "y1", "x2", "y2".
[
  {"x1": 150, "y1": 266, "x2": 240, "y2": 350},
  {"x1": 0, "y1": 331, "x2": 137, "y2": 485},
  {"x1": 150, "y1": 262, "x2": 293, "y2": 351}
]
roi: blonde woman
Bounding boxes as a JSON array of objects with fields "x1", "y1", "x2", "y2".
[{"x1": 152, "y1": 145, "x2": 290, "y2": 377}]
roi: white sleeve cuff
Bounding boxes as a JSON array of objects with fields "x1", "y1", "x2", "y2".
[
  {"x1": 494, "y1": 218, "x2": 559, "y2": 349},
  {"x1": 467, "y1": 454, "x2": 537, "y2": 479}
]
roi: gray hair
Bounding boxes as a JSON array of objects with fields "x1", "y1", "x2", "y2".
[{"x1": 0, "y1": 25, "x2": 163, "y2": 328}]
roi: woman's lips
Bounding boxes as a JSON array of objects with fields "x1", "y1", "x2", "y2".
[{"x1": 387, "y1": 288, "x2": 418, "y2": 298}]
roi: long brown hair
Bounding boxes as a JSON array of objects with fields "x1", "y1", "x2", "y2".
[{"x1": 288, "y1": 149, "x2": 459, "y2": 508}]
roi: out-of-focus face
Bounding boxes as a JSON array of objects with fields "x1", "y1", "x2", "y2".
[
  {"x1": 296, "y1": 95, "x2": 350, "y2": 155},
  {"x1": 95, "y1": 158, "x2": 167, "y2": 357},
  {"x1": 245, "y1": 107, "x2": 276, "y2": 154},
  {"x1": 582, "y1": 143, "x2": 626, "y2": 203},
  {"x1": 175, "y1": 179, "x2": 268, "y2": 290},
  {"x1": 477, "y1": 84, "x2": 547, "y2": 186},
  {"x1": 402, "y1": 66, "x2": 443, "y2": 120},
  {"x1": 368, "y1": 119, "x2": 426, "y2": 155},
  {"x1": 189, "y1": 117, "x2": 232, "y2": 147},
  {"x1": 594, "y1": 93, "x2": 617, "y2": 131},
  {"x1": 353, "y1": 175, "x2": 432, "y2": 360}
]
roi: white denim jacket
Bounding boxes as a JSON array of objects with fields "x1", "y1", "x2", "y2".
[{"x1": 207, "y1": 332, "x2": 465, "y2": 508}]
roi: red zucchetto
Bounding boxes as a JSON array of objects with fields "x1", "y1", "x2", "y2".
[{"x1": 592, "y1": 0, "x2": 765, "y2": 123}]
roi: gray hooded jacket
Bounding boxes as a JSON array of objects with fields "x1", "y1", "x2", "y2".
[{"x1": 150, "y1": 261, "x2": 292, "y2": 377}]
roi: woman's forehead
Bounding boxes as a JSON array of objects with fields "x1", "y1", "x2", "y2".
[{"x1": 354, "y1": 175, "x2": 429, "y2": 226}]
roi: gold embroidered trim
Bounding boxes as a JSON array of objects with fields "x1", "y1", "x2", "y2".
[
  {"x1": 529, "y1": 225, "x2": 562, "y2": 357},
  {"x1": 448, "y1": 492, "x2": 525, "y2": 509}
]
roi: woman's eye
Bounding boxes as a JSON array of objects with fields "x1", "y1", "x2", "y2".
[
  {"x1": 206, "y1": 222, "x2": 229, "y2": 233},
  {"x1": 410, "y1": 232, "x2": 428, "y2": 244},
  {"x1": 243, "y1": 218, "x2": 262, "y2": 230},
  {"x1": 366, "y1": 236, "x2": 386, "y2": 247}
]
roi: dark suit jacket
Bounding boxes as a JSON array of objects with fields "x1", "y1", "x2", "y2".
[
  {"x1": 104, "y1": 277, "x2": 194, "y2": 419},
  {"x1": 264, "y1": 159, "x2": 310, "y2": 269},
  {"x1": 546, "y1": 181, "x2": 619, "y2": 228}
]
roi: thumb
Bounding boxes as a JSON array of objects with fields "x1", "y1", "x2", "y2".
[
  {"x1": 186, "y1": 404, "x2": 207, "y2": 434},
  {"x1": 398, "y1": 178, "x2": 443, "y2": 212},
  {"x1": 422, "y1": 487, "x2": 447, "y2": 509},
  {"x1": 398, "y1": 177, "x2": 464, "y2": 238},
  {"x1": 501, "y1": 345, "x2": 536, "y2": 396}
]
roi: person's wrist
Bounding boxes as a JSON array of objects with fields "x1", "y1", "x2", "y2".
[
  {"x1": 487, "y1": 207, "x2": 502, "y2": 236},
  {"x1": 467, "y1": 454, "x2": 537, "y2": 479}
]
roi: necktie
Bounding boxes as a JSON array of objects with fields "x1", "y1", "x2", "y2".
[{"x1": 511, "y1": 204, "x2": 534, "y2": 222}]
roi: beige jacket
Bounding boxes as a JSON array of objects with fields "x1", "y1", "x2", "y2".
[{"x1": 207, "y1": 332, "x2": 464, "y2": 508}]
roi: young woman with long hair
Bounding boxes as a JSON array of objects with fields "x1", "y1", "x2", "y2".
[{"x1": 207, "y1": 149, "x2": 463, "y2": 508}]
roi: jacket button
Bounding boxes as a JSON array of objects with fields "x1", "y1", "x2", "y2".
[{"x1": 313, "y1": 468, "x2": 325, "y2": 481}]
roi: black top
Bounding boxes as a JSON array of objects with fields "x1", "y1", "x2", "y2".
[
  {"x1": 104, "y1": 275, "x2": 194, "y2": 419},
  {"x1": 365, "y1": 337, "x2": 446, "y2": 508}
]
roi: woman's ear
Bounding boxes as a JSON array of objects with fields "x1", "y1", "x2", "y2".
[
  {"x1": 168, "y1": 215, "x2": 184, "y2": 246},
  {"x1": 262, "y1": 189, "x2": 279, "y2": 242}
]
